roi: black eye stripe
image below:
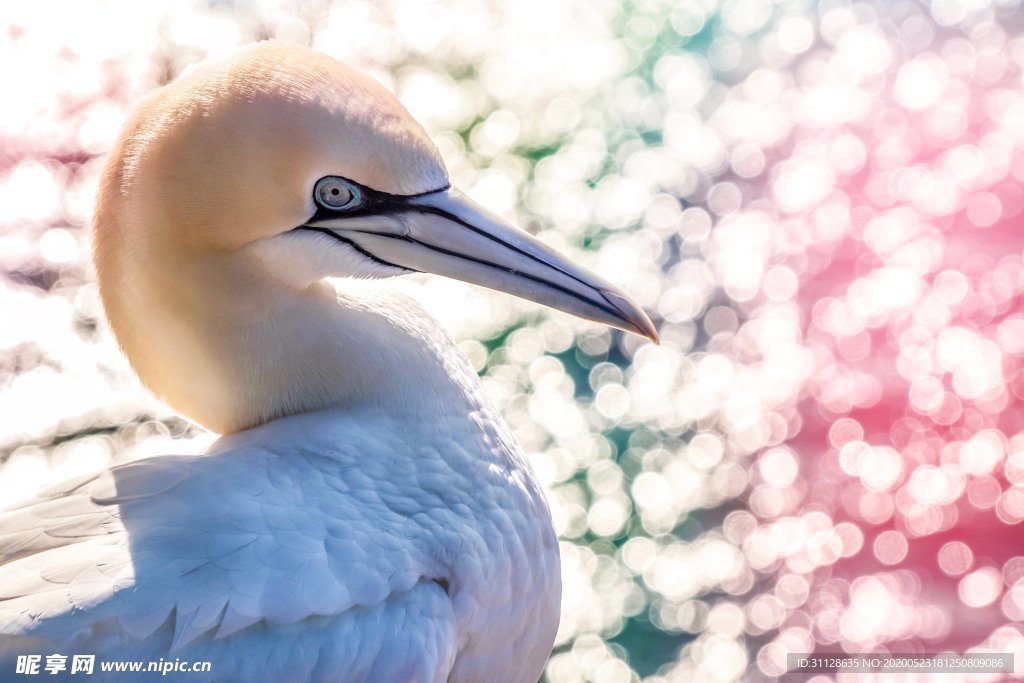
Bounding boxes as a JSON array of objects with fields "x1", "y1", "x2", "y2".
[{"x1": 310, "y1": 175, "x2": 451, "y2": 220}]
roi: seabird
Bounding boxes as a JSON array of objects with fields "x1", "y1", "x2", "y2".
[{"x1": 0, "y1": 42, "x2": 656, "y2": 682}]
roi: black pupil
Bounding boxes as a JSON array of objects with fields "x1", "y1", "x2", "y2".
[{"x1": 322, "y1": 183, "x2": 350, "y2": 206}]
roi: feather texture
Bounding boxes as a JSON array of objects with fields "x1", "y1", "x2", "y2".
[
  {"x1": 0, "y1": 41, "x2": 588, "y2": 682},
  {"x1": 0, "y1": 409, "x2": 559, "y2": 682}
]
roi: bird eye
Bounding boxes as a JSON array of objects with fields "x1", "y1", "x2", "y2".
[{"x1": 314, "y1": 177, "x2": 361, "y2": 210}]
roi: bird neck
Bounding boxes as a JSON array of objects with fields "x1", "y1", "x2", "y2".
[{"x1": 102, "y1": 247, "x2": 485, "y2": 434}]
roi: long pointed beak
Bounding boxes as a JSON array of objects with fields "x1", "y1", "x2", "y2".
[{"x1": 306, "y1": 188, "x2": 659, "y2": 343}]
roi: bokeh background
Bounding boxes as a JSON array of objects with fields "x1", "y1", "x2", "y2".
[{"x1": 3, "y1": 0, "x2": 1024, "y2": 680}]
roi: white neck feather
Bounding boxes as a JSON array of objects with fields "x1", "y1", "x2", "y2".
[{"x1": 102, "y1": 242, "x2": 482, "y2": 434}]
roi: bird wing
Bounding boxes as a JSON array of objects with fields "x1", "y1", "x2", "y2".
[{"x1": 0, "y1": 449, "x2": 458, "y2": 681}]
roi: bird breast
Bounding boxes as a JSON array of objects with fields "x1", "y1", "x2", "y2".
[{"x1": 212, "y1": 405, "x2": 562, "y2": 681}]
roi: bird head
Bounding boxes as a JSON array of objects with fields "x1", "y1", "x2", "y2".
[
  {"x1": 96, "y1": 41, "x2": 656, "y2": 342},
  {"x1": 93, "y1": 42, "x2": 657, "y2": 431}
]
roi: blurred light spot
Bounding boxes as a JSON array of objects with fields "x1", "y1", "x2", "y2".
[
  {"x1": 620, "y1": 537, "x2": 656, "y2": 574},
  {"x1": 1002, "y1": 580, "x2": 1024, "y2": 621},
  {"x1": 996, "y1": 488, "x2": 1024, "y2": 524},
  {"x1": 595, "y1": 384, "x2": 630, "y2": 419},
  {"x1": 706, "y1": 182, "x2": 742, "y2": 215},
  {"x1": 399, "y1": 68, "x2": 468, "y2": 130},
  {"x1": 959, "y1": 430, "x2": 1005, "y2": 476},
  {"x1": 730, "y1": 143, "x2": 765, "y2": 178},
  {"x1": 841, "y1": 442, "x2": 903, "y2": 491},
  {"x1": 758, "y1": 447, "x2": 798, "y2": 488},
  {"x1": 38, "y1": 227, "x2": 78, "y2": 264},
  {"x1": 762, "y1": 266, "x2": 798, "y2": 302},
  {"x1": 959, "y1": 568, "x2": 1002, "y2": 608},
  {"x1": 773, "y1": 158, "x2": 834, "y2": 213},
  {"x1": 967, "y1": 475, "x2": 1001, "y2": 509},
  {"x1": 938, "y1": 541, "x2": 974, "y2": 576},
  {"x1": 828, "y1": 418, "x2": 863, "y2": 449},
  {"x1": 836, "y1": 25, "x2": 892, "y2": 77},
  {"x1": 777, "y1": 16, "x2": 814, "y2": 55},
  {"x1": 834, "y1": 522, "x2": 864, "y2": 558},
  {"x1": 669, "y1": 6, "x2": 707, "y2": 38},
  {"x1": 829, "y1": 134, "x2": 867, "y2": 174},
  {"x1": 588, "y1": 496, "x2": 629, "y2": 537},
  {"x1": 747, "y1": 593, "x2": 786, "y2": 632},
  {"x1": 678, "y1": 207, "x2": 713, "y2": 243},
  {"x1": 704, "y1": 306, "x2": 738, "y2": 338},
  {"x1": 841, "y1": 576, "x2": 913, "y2": 646},
  {"x1": 997, "y1": 317, "x2": 1024, "y2": 354},
  {"x1": 966, "y1": 192, "x2": 1003, "y2": 227},
  {"x1": 858, "y1": 491, "x2": 895, "y2": 524},
  {"x1": 722, "y1": 510, "x2": 758, "y2": 544},
  {"x1": 873, "y1": 530, "x2": 908, "y2": 565},
  {"x1": 471, "y1": 170, "x2": 518, "y2": 216},
  {"x1": 909, "y1": 465, "x2": 953, "y2": 504},
  {"x1": 894, "y1": 56, "x2": 948, "y2": 110},
  {"x1": 472, "y1": 110, "x2": 521, "y2": 157},
  {"x1": 1004, "y1": 556, "x2": 1024, "y2": 586},
  {"x1": 932, "y1": 270, "x2": 969, "y2": 305},
  {"x1": 0, "y1": 161, "x2": 61, "y2": 224}
]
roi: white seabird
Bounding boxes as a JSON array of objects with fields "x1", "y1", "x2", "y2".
[{"x1": 0, "y1": 42, "x2": 657, "y2": 682}]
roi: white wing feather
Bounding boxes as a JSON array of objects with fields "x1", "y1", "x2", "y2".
[{"x1": 0, "y1": 449, "x2": 457, "y2": 682}]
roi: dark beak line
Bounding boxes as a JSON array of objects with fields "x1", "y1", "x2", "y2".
[
  {"x1": 413, "y1": 205, "x2": 633, "y2": 316},
  {"x1": 299, "y1": 222, "x2": 633, "y2": 328},
  {"x1": 300, "y1": 184, "x2": 658, "y2": 341},
  {"x1": 299, "y1": 226, "x2": 416, "y2": 273},
  {"x1": 305, "y1": 187, "x2": 590, "y2": 294}
]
